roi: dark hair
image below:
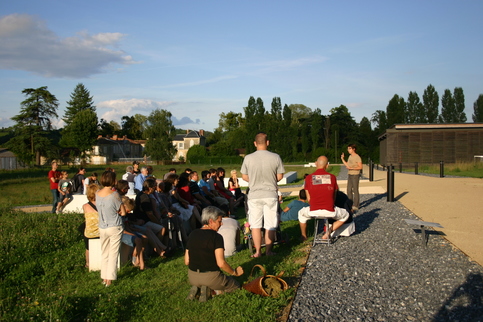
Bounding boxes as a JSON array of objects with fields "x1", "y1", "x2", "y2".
[
  {"x1": 217, "y1": 167, "x2": 225, "y2": 177},
  {"x1": 100, "y1": 171, "x2": 116, "y2": 187},
  {"x1": 142, "y1": 178, "x2": 157, "y2": 192},
  {"x1": 177, "y1": 175, "x2": 190, "y2": 188},
  {"x1": 169, "y1": 168, "x2": 176, "y2": 172},
  {"x1": 201, "y1": 170, "x2": 210, "y2": 179},
  {"x1": 162, "y1": 181, "x2": 173, "y2": 192},
  {"x1": 299, "y1": 189, "x2": 307, "y2": 200},
  {"x1": 116, "y1": 180, "x2": 129, "y2": 196},
  {"x1": 348, "y1": 144, "x2": 357, "y2": 152},
  {"x1": 184, "y1": 168, "x2": 192, "y2": 173},
  {"x1": 165, "y1": 173, "x2": 179, "y2": 185}
]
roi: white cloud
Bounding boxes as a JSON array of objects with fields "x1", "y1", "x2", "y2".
[
  {"x1": 97, "y1": 98, "x2": 174, "y2": 121},
  {"x1": 0, "y1": 14, "x2": 136, "y2": 78},
  {"x1": 97, "y1": 98, "x2": 200, "y2": 127}
]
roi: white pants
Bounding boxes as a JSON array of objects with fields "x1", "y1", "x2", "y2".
[
  {"x1": 100, "y1": 225, "x2": 123, "y2": 281},
  {"x1": 298, "y1": 207, "x2": 349, "y2": 224}
]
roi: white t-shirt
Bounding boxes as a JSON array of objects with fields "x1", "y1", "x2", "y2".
[{"x1": 217, "y1": 218, "x2": 240, "y2": 257}]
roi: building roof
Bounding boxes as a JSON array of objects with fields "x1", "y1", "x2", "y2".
[
  {"x1": 0, "y1": 148, "x2": 16, "y2": 158},
  {"x1": 379, "y1": 123, "x2": 483, "y2": 140},
  {"x1": 173, "y1": 130, "x2": 204, "y2": 142}
]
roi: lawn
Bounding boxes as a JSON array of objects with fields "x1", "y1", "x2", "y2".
[{"x1": 0, "y1": 163, "x2": 330, "y2": 321}]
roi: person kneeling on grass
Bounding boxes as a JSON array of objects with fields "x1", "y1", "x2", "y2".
[{"x1": 184, "y1": 206, "x2": 244, "y2": 302}]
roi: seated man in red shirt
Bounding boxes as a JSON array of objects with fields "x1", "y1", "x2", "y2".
[{"x1": 298, "y1": 156, "x2": 350, "y2": 240}]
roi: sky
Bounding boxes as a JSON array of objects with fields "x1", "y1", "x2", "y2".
[{"x1": 1, "y1": 1, "x2": 482, "y2": 132}]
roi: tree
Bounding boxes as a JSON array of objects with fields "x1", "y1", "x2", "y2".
[
  {"x1": 186, "y1": 144, "x2": 207, "y2": 162},
  {"x1": 133, "y1": 114, "x2": 148, "y2": 137},
  {"x1": 453, "y1": 87, "x2": 467, "y2": 123},
  {"x1": 405, "y1": 91, "x2": 423, "y2": 123},
  {"x1": 63, "y1": 83, "x2": 95, "y2": 126},
  {"x1": 473, "y1": 94, "x2": 483, "y2": 122},
  {"x1": 60, "y1": 109, "x2": 99, "y2": 160},
  {"x1": 439, "y1": 89, "x2": 455, "y2": 123},
  {"x1": 422, "y1": 84, "x2": 439, "y2": 123},
  {"x1": 121, "y1": 116, "x2": 143, "y2": 139},
  {"x1": 8, "y1": 86, "x2": 59, "y2": 165},
  {"x1": 371, "y1": 110, "x2": 387, "y2": 134},
  {"x1": 329, "y1": 105, "x2": 357, "y2": 146},
  {"x1": 144, "y1": 109, "x2": 176, "y2": 162},
  {"x1": 288, "y1": 104, "x2": 312, "y2": 125},
  {"x1": 218, "y1": 111, "x2": 242, "y2": 132},
  {"x1": 98, "y1": 119, "x2": 121, "y2": 137},
  {"x1": 386, "y1": 94, "x2": 405, "y2": 127},
  {"x1": 311, "y1": 108, "x2": 323, "y2": 152}
]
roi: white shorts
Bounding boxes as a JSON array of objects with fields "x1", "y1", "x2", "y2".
[
  {"x1": 298, "y1": 206, "x2": 349, "y2": 224},
  {"x1": 247, "y1": 197, "x2": 278, "y2": 230}
]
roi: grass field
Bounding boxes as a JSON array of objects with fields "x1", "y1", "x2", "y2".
[
  {"x1": 0, "y1": 163, "x2": 335, "y2": 321},
  {"x1": 398, "y1": 161, "x2": 483, "y2": 178}
]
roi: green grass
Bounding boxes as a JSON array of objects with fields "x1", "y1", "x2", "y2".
[
  {"x1": 0, "y1": 195, "x2": 313, "y2": 321},
  {"x1": 398, "y1": 161, "x2": 483, "y2": 178}
]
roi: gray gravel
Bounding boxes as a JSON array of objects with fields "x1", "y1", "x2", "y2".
[{"x1": 287, "y1": 169, "x2": 483, "y2": 321}]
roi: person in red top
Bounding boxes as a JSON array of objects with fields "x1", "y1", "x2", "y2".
[
  {"x1": 298, "y1": 156, "x2": 350, "y2": 240},
  {"x1": 48, "y1": 160, "x2": 61, "y2": 213}
]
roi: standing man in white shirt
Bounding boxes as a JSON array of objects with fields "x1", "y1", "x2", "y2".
[{"x1": 241, "y1": 132, "x2": 284, "y2": 257}]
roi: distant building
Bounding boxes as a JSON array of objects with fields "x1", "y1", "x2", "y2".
[
  {"x1": 90, "y1": 135, "x2": 145, "y2": 164},
  {"x1": 172, "y1": 130, "x2": 206, "y2": 161},
  {"x1": 379, "y1": 123, "x2": 483, "y2": 166},
  {"x1": 0, "y1": 148, "x2": 25, "y2": 170}
]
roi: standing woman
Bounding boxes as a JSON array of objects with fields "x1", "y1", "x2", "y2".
[
  {"x1": 341, "y1": 144, "x2": 363, "y2": 212},
  {"x1": 96, "y1": 171, "x2": 126, "y2": 286}
]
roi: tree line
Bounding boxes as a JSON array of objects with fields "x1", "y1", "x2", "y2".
[{"x1": 3, "y1": 83, "x2": 483, "y2": 166}]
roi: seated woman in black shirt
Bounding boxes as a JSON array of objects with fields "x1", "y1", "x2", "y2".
[{"x1": 184, "y1": 206, "x2": 244, "y2": 301}]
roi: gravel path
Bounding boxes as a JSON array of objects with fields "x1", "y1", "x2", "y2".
[{"x1": 287, "y1": 170, "x2": 483, "y2": 321}]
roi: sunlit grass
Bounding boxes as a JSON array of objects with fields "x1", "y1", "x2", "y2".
[{"x1": 0, "y1": 196, "x2": 310, "y2": 321}]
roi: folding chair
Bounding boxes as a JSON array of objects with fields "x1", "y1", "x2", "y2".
[{"x1": 312, "y1": 217, "x2": 333, "y2": 246}]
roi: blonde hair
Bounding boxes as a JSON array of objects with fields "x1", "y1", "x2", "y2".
[
  {"x1": 122, "y1": 196, "x2": 135, "y2": 213},
  {"x1": 86, "y1": 183, "x2": 100, "y2": 202}
]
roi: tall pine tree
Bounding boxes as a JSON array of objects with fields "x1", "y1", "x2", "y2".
[{"x1": 63, "y1": 83, "x2": 96, "y2": 126}]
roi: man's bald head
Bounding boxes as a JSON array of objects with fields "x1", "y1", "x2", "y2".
[
  {"x1": 315, "y1": 156, "x2": 329, "y2": 169},
  {"x1": 254, "y1": 132, "x2": 269, "y2": 150}
]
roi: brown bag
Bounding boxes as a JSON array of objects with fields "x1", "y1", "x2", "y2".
[{"x1": 242, "y1": 264, "x2": 288, "y2": 297}]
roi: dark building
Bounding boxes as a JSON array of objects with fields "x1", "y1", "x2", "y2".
[{"x1": 379, "y1": 123, "x2": 483, "y2": 166}]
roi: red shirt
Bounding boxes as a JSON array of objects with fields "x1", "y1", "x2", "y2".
[
  {"x1": 48, "y1": 170, "x2": 60, "y2": 190},
  {"x1": 177, "y1": 185, "x2": 195, "y2": 204},
  {"x1": 304, "y1": 168, "x2": 338, "y2": 212}
]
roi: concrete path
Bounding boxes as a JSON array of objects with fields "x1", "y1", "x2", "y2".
[{"x1": 359, "y1": 165, "x2": 483, "y2": 266}]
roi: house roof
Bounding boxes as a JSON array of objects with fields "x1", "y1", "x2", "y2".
[
  {"x1": 173, "y1": 130, "x2": 204, "y2": 142},
  {"x1": 0, "y1": 148, "x2": 16, "y2": 158}
]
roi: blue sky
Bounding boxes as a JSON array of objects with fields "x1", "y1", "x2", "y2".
[{"x1": 1, "y1": 1, "x2": 482, "y2": 132}]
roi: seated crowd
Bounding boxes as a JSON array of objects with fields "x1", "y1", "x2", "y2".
[
  {"x1": 78, "y1": 157, "x2": 354, "y2": 298},
  {"x1": 80, "y1": 164, "x2": 246, "y2": 288}
]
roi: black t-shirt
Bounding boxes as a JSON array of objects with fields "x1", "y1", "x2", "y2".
[
  {"x1": 133, "y1": 192, "x2": 153, "y2": 223},
  {"x1": 187, "y1": 229, "x2": 224, "y2": 272}
]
